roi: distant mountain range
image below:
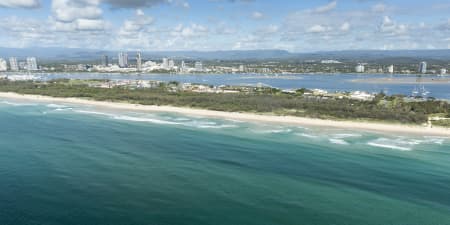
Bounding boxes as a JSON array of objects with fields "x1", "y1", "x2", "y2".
[{"x1": 0, "y1": 47, "x2": 449, "y2": 62}]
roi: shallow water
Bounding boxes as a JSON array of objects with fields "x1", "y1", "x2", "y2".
[
  {"x1": 1, "y1": 99, "x2": 450, "y2": 225},
  {"x1": 31, "y1": 72, "x2": 450, "y2": 100}
]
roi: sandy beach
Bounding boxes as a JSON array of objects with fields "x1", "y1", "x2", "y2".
[{"x1": 1, "y1": 92, "x2": 449, "y2": 137}]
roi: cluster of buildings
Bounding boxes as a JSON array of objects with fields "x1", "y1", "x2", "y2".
[
  {"x1": 415, "y1": 62, "x2": 447, "y2": 75},
  {"x1": 81, "y1": 78, "x2": 377, "y2": 101},
  {"x1": 0, "y1": 52, "x2": 447, "y2": 76},
  {"x1": 86, "y1": 79, "x2": 246, "y2": 94},
  {"x1": 354, "y1": 63, "x2": 394, "y2": 74},
  {"x1": 354, "y1": 61, "x2": 447, "y2": 75},
  {"x1": 96, "y1": 52, "x2": 269, "y2": 74},
  {"x1": 95, "y1": 52, "x2": 205, "y2": 73},
  {"x1": 0, "y1": 57, "x2": 38, "y2": 72}
]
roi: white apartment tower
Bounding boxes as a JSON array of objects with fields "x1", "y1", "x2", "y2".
[
  {"x1": 26, "y1": 57, "x2": 38, "y2": 71},
  {"x1": 181, "y1": 60, "x2": 186, "y2": 73},
  {"x1": 136, "y1": 52, "x2": 142, "y2": 71},
  {"x1": 162, "y1": 58, "x2": 169, "y2": 69},
  {"x1": 388, "y1": 65, "x2": 394, "y2": 74},
  {"x1": 118, "y1": 52, "x2": 128, "y2": 68},
  {"x1": 9, "y1": 57, "x2": 19, "y2": 71},
  {"x1": 355, "y1": 63, "x2": 365, "y2": 73},
  {"x1": 419, "y1": 61, "x2": 427, "y2": 74},
  {"x1": 0, "y1": 58, "x2": 7, "y2": 71}
]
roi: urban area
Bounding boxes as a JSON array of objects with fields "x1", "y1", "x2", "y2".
[{"x1": 0, "y1": 52, "x2": 448, "y2": 75}]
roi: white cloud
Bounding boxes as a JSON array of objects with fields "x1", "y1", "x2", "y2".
[
  {"x1": 379, "y1": 16, "x2": 408, "y2": 36},
  {"x1": 181, "y1": 2, "x2": 190, "y2": 8},
  {"x1": 263, "y1": 24, "x2": 279, "y2": 34},
  {"x1": 103, "y1": 0, "x2": 189, "y2": 9},
  {"x1": 232, "y1": 34, "x2": 270, "y2": 50},
  {"x1": 76, "y1": 19, "x2": 106, "y2": 30},
  {"x1": 136, "y1": 9, "x2": 145, "y2": 16},
  {"x1": 51, "y1": 0, "x2": 102, "y2": 22},
  {"x1": 372, "y1": 3, "x2": 386, "y2": 13},
  {"x1": 307, "y1": 24, "x2": 330, "y2": 33},
  {"x1": 114, "y1": 9, "x2": 156, "y2": 49},
  {"x1": 50, "y1": 0, "x2": 106, "y2": 32},
  {"x1": 170, "y1": 0, "x2": 190, "y2": 8},
  {"x1": 0, "y1": 16, "x2": 110, "y2": 49},
  {"x1": 121, "y1": 10, "x2": 154, "y2": 32},
  {"x1": 437, "y1": 19, "x2": 450, "y2": 31},
  {"x1": 419, "y1": 22, "x2": 426, "y2": 29},
  {"x1": 312, "y1": 1, "x2": 337, "y2": 14},
  {"x1": 253, "y1": 24, "x2": 279, "y2": 36},
  {"x1": 251, "y1": 11, "x2": 264, "y2": 20},
  {"x1": 0, "y1": 0, "x2": 449, "y2": 52},
  {"x1": 215, "y1": 22, "x2": 237, "y2": 35},
  {"x1": 340, "y1": 22, "x2": 350, "y2": 32},
  {"x1": 0, "y1": 0, "x2": 40, "y2": 8},
  {"x1": 172, "y1": 23, "x2": 209, "y2": 37}
]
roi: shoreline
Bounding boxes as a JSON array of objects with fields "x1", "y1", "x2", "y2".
[
  {"x1": 351, "y1": 77, "x2": 450, "y2": 84},
  {"x1": 0, "y1": 92, "x2": 449, "y2": 137}
]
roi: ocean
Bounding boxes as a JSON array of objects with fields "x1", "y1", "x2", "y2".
[{"x1": 1, "y1": 99, "x2": 450, "y2": 225}]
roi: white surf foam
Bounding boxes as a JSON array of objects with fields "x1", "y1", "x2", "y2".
[
  {"x1": 195, "y1": 124, "x2": 238, "y2": 129},
  {"x1": 0, "y1": 101, "x2": 37, "y2": 106},
  {"x1": 46, "y1": 104, "x2": 69, "y2": 108},
  {"x1": 367, "y1": 142, "x2": 412, "y2": 151},
  {"x1": 253, "y1": 128, "x2": 292, "y2": 134},
  {"x1": 225, "y1": 119, "x2": 245, "y2": 123},
  {"x1": 72, "y1": 109, "x2": 239, "y2": 129},
  {"x1": 422, "y1": 136, "x2": 448, "y2": 145},
  {"x1": 332, "y1": 133, "x2": 363, "y2": 138},
  {"x1": 329, "y1": 138, "x2": 349, "y2": 145},
  {"x1": 296, "y1": 133, "x2": 319, "y2": 139},
  {"x1": 113, "y1": 115, "x2": 180, "y2": 125},
  {"x1": 54, "y1": 108, "x2": 73, "y2": 111},
  {"x1": 73, "y1": 110, "x2": 115, "y2": 117},
  {"x1": 184, "y1": 120, "x2": 238, "y2": 129},
  {"x1": 367, "y1": 138, "x2": 417, "y2": 151},
  {"x1": 172, "y1": 117, "x2": 191, "y2": 121}
]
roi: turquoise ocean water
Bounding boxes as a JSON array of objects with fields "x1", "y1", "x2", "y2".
[{"x1": 1, "y1": 99, "x2": 450, "y2": 225}]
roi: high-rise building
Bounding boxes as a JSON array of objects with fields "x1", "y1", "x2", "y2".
[
  {"x1": 355, "y1": 63, "x2": 365, "y2": 73},
  {"x1": 195, "y1": 61, "x2": 203, "y2": 72},
  {"x1": 26, "y1": 57, "x2": 38, "y2": 71},
  {"x1": 118, "y1": 52, "x2": 128, "y2": 68},
  {"x1": 0, "y1": 58, "x2": 7, "y2": 71},
  {"x1": 19, "y1": 62, "x2": 27, "y2": 70},
  {"x1": 168, "y1": 59, "x2": 175, "y2": 69},
  {"x1": 239, "y1": 65, "x2": 245, "y2": 72},
  {"x1": 101, "y1": 55, "x2": 109, "y2": 66},
  {"x1": 136, "y1": 52, "x2": 142, "y2": 71},
  {"x1": 181, "y1": 60, "x2": 186, "y2": 73},
  {"x1": 388, "y1": 65, "x2": 394, "y2": 74},
  {"x1": 419, "y1": 61, "x2": 427, "y2": 74},
  {"x1": 9, "y1": 57, "x2": 19, "y2": 71},
  {"x1": 162, "y1": 58, "x2": 169, "y2": 69}
]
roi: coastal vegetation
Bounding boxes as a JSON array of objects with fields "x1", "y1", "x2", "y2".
[{"x1": 0, "y1": 79, "x2": 449, "y2": 127}]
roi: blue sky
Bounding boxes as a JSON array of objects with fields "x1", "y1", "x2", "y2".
[{"x1": 0, "y1": 0, "x2": 449, "y2": 52}]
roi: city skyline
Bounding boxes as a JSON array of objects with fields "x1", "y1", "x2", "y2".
[{"x1": 0, "y1": 0, "x2": 449, "y2": 52}]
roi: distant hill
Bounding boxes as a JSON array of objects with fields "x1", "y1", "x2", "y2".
[
  {"x1": 0, "y1": 47, "x2": 449, "y2": 62},
  {"x1": 298, "y1": 50, "x2": 450, "y2": 62}
]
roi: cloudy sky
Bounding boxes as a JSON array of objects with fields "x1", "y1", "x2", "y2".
[{"x1": 0, "y1": 0, "x2": 449, "y2": 52}]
